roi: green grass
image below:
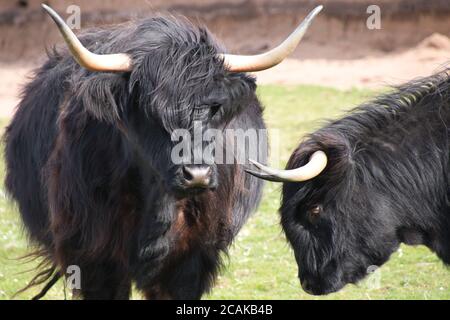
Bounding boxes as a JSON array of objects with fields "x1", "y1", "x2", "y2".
[{"x1": 0, "y1": 85, "x2": 449, "y2": 300}]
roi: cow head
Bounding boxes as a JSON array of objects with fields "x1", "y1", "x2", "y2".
[
  {"x1": 43, "y1": 4, "x2": 322, "y2": 197},
  {"x1": 247, "y1": 128, "x2": 402, "y2": 294},
  {"x1": 249, "y1": 94, "x2": 450, "y2": 294},
  {"x1": 247, "y1": 124, "x2": 448, "y2": 295}
]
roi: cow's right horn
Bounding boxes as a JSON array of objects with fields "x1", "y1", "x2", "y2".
[
  {"x1": 220, "y1": 5, "x2": 323, "y2": 72},
  {"x1": 246, "y1": 151, "x2": 327, "y2": 182},
  {"x1": 42, "y1": 4, "x2": 132, "y2": 72}
]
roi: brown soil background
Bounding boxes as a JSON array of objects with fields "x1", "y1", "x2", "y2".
[{"x1": 1, "y1": 0, "x2": 449, "y2": 117}]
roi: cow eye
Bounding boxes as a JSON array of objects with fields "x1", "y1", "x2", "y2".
[
  {"x1": 210, "y1": 102, "x2": 221, "y2": 116},
  {"x1": 308, "y1": 205, "x2": 322, "y2": 224}
]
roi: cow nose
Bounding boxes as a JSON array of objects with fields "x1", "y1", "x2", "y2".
[
  {"x1": 301, "y1": 280, "x2": 314, "y2": 295},
  {"x1": 301, "y1": 279, "x2": 323, "y2": 296},
  {"x1": 181, "y1": 165, "x2": 212, "y2": 188}
]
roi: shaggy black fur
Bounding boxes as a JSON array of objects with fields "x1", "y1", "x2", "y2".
[
  {"x1": 4, "y1": 16, "x2": 267, "y2": 299},
  {"x1": 281, "y1": 69, "x2": 450, "y2": 295}
]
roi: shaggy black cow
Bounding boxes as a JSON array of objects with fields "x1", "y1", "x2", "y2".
[
  {"x1": 4, "y1": 5, "x2": 322, "y2": 299},
  {"x1": 248, "y1": 69, "x2": 450, "y2": 295}
]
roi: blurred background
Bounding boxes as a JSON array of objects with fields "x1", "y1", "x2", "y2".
[
  {"x1": 0, "y1": 0, "x2": 449, "y2": 299},
  {"x1": 0, "y1": 0, "x2": 449, "y2": 117}
]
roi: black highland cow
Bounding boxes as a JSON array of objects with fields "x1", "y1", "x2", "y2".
[
  {"x1": 248, "y1": 69, "x2": 450, "y2": 295},
  {"x1": 3, "y1": 5, "x2": 322, "y2": 299}
]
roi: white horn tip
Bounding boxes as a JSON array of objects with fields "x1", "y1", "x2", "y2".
[
  {"x1": 41, "y1": 4, "x2": 65, "y2": 28},
  {"x1": 248, "y1": 159, "x2": 264, "y2": 170},
  {"x1": 314, "y1": 5, "x2": 324, "y2": 13},
  {"x1": 307, "y1": 5, "x2": 324, "y2": 21},
  {"x1": 41, "y1": 4, "x2": 53, "y2": 14}
]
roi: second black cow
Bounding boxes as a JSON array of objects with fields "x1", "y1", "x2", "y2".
[{"x1": 248, "y1": 68, "x2": 450, "y2": 295}]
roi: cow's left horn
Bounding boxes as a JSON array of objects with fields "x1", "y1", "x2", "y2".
[
  {"x1": 246, "y1": 151, "x2": 327, "y2": 182},
  {"x1": 42, "y1": 4, "x2": 132, "y2": 72},
  {"x1": 219, "y1": 5, "x2": 323, "y2": 72}
]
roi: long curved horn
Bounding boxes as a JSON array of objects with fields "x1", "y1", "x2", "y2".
[
  {"x1": 42, "y1": 4, "x2": 132, "y2": 72},
  {"x1": 246, "y1": 151, "x2": 327, "y2": 182},
  {"x1": 220, "y1": 5, "x2": 323, "y2": 72}
]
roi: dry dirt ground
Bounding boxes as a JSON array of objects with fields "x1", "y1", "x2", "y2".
[
  {"x1": 257, "y1": 33, "x2": 450, "y2": 88},
  {"x1": 2, "y1": 0, "x2": 450, "y2": 117},
  {"x1": 1, "y1": 33, "x2": 449, "y2": 118}
]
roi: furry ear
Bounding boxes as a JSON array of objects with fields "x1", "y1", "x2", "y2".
[{"x1": 76, "y1": 73, "x2": 129, "y2": 124}]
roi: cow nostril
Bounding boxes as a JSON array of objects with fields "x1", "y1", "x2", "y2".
[
  {"x1": 182, "y1": 166, "x2": 194, "y2": 181},
  {"x1": 181, "y1": 166, "x2": 212, "y2": 188}
]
